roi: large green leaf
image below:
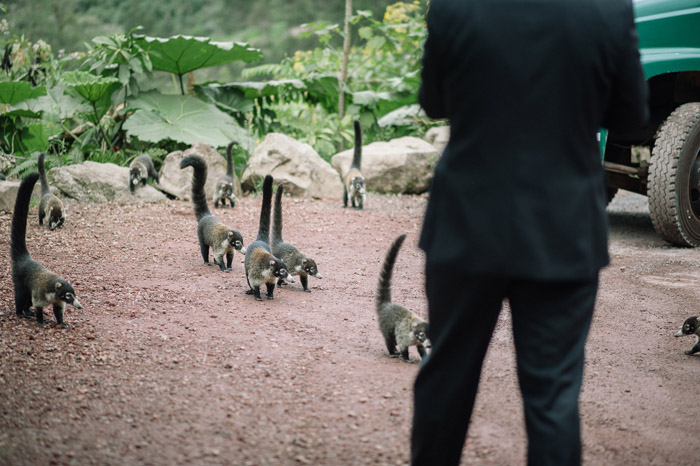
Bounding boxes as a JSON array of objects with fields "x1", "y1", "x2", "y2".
[
  {"x1": 195, "y1": 83, "x2": 255, "y2": 114},
  {"x1": 21, "y1": 121, "x2": 62, "y2": 153},
  {"x1": 19, "y1": 83, "x2": 91, "y2": 120},
  {"x1": 135, "y1": 35, "x2": 262, "y2": 75},
  {"x1": 124, "y1": 91, "x2": 251, "y2": 148},
  {"x1": 0, "y1": 82, "x2": 47, "y2": 115},
  {"x1": 61, "y1": 71, "x2": 120, "y2": 104}
]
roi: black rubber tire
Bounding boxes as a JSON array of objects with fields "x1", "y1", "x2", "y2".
[{"x1": 648, "y1": 102, "x2": 700, "y2": 247}]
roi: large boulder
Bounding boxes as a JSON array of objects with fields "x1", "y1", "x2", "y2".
[
  {"x1": 49, "y1": 161, "x2": 166, "y2": 203},
  {"x1": 331, "y1": 137, "x2": 439, "y2": 194},
  {"x1": 159, "y1": 142, "x2": 242, "y2": 201},
  {"x1": 425, "y1": 126, "x2": 450, "y2": 156},
  {"x1": 0, "y1": 180, "x2": 44, "y2": 212},
  {"x1": 241, "y1": 133, "x2": 344, "y2": 199}
]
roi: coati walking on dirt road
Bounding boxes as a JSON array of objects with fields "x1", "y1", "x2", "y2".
[{"x1": 12, "y1": 173, "x2": 83, "y2": 327}]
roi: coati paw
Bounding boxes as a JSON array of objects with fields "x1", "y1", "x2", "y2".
[
  {"x1": 245, "y1": 289, "x2": 254, "y2": 295},
  {"x1": 685, "y1": 349, "x2": 698, "y2": 355},
  {"x1": 303, "y1": 288, "x2": 311, "y2": 293}
]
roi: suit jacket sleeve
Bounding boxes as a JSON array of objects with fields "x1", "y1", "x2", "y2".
[
  {"x1": 602, "y1": 0, "x2": 650, "y2": 132},
  {"x1": 419, "y1": 5, "x2": 446, "y2": 119}
]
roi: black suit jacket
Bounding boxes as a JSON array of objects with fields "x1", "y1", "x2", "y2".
[{"x1": 419, "y1": 0, "x2": 649, "y2": 280}]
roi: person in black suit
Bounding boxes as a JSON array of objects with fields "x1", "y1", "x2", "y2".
[{"x1": 411, "y1": 1, "x2": 649, "y2": 465}]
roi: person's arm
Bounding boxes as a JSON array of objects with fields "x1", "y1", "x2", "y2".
[
  {"x1": 419, "y1": 6, "x2": 447, "y2": 119},
  {"x1": 602, "y1": 1, "x2": 650, "y2": 133}
]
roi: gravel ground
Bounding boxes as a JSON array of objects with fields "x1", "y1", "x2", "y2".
[{"x1": 0, "y1": 189, "x2": 699, "y2": 466}]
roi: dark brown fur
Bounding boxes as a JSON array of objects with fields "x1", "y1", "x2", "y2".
[
  {"x1": 37, "y1": 152, "x2": 65, "y2": 230},
  {"x1": 180, "y1": 154, "x2": 245, "y2": 271}
]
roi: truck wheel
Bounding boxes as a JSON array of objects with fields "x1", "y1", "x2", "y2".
[{"x1": 648, "y1": 102, "x2": 700, "y2": 246}]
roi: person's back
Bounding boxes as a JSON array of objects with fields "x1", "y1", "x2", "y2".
[
  {"x1": 413, "y1": 1, "x2": 648, "y2": 465},
  {"x1": 419, "y1": 0, "x2": 648, "y2": 280}
]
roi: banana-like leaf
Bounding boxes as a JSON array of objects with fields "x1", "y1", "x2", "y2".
[
  {"x1": 124, "y1": 91, "x2": 251, "y2": 148},
  {"x1": 135, "y1": 35, "x2": 262, "y2": 75},
  {"x1": 19, "y1": 83, "x2": 91, "y2": 120},
  {"x1": 0, "y1": 82, "x2": 47, "y2": 115},
  {"x1": 21, "y1": 121, "x2": 62, "y2": 153}
]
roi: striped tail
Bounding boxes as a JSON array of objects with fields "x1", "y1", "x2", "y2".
[
  {"x1": 256, "y1": 175, "x2": 274, "y2": 242},
  {"x1": 11, "y1": 173, "x2": 40, "y2": 263},
  {"x1": 37, "y1": 152, "x2": 50, "y2": 195},
  {"x1": 271, "y1": 183, "x2": 284, "y2": 246},
  {"x1": 180, "y1": 154, "x2": 211, "y2": 221},
  {"x1": 351, "y1": 120, "x2": 363, "y2": 170},
  {"x1": 376, "y1": 234, "x2": 406, "y2": 307},
  {"x1": 225, "y1": 141, "x2": 236, "y2": 177}
]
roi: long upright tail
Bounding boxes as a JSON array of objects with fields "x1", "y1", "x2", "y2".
[
  {"x1": 272, "y1": 183, "x2": 284, "y2": 246},
  {"x1": 225, "y1": 141, "x2": 236, "y2": 177},
  {"x1": 11, "y1": 173, "x2": 39, "y2": 263},
  {"x1": 376, "y1": 234, "x2": 406, "y2": 307},
  {"x1": 351, "y1": 120, "x2": 363, "y2": 170},
  {"x1": 37, "y1": 152, "x2": 50, "y2": 195},
  {"x1": 256, "y1": 175, "x2": 274, "y2": 242},
  {"x1": 180, "y1": 154, "x2": 210, "y2": 221}
]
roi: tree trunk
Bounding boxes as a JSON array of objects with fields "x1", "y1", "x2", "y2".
[{"x1": 338, "y1": 0, "x2": 352, "y2": 151}]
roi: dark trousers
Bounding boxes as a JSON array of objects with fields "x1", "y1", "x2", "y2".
[{"x1": 411, "y1": 265, "x2": 598, "y2": 466}]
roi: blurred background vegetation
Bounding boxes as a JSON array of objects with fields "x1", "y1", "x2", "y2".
[{"x1": 0, "y1": 0, "x2": 438, "y2": 179}]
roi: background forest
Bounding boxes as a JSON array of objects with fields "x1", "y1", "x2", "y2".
[{"x1": 0, "y1": 0, "x2": 435, "y2": 178}]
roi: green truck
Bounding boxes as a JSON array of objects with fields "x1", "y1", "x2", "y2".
[{"x1": 603, "y1": 0, "x2": 700, "y2": 246}]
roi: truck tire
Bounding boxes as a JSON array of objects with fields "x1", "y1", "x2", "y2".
[{"x1": 648, "y1": 102, "x2": 700, "y2": 246}]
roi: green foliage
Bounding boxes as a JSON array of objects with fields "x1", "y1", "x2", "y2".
[
  {"x1": 124, "y1": 91, "x2": 253, "y2": 149},
  {"x1": 134, "y1": 35, "x2": 263, "y2": 94}
]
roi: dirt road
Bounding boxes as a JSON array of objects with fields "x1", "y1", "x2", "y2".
[{"x1": 0, "y1": 190, "x2": 698, "y2": 465}]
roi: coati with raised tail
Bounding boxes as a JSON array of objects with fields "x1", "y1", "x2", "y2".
[
  {"x1": 213, "y1": 141, "x2": 237, "y2": 208},
  {"x1": 343, "y1": 119, "x2": 367, "y2": 209},
  {"x1": 37, "y1": 152, "x2": 65, "y2": 230},
  {"x1": 129, "y1": 153, "x2": 159, "y2": 193},
  {"x1": 271, "y1": 183, "x2": 322, "y2": 292},
  {"x1": 244, "y1": 175, "x2": 290, "y2": 301},
  {"x1": 675, "y1": 316, "x2": 700, "y2": 355},
  {"x1": 180, "y1": 154, "x2": 246, "y2": 272},
  {"x1": 12, "y1": 173, "x2": 83, "y2": 327},
  {"x1": 376, "y1": 234, "x2": 431, "y2": 361}
]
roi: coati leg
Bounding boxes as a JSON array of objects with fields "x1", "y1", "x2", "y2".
[
  {"x1": 214, "y1": 198, "x2": 220, "y2": 208},
  {"x1": 265, "y1": 282, "x2": 275, "y2": 299},
  {"x1": 39, "y1": 209, "x2": 45, "y2": 225},
  {"x1": 399, "y1": 345, "x2": 410, "y2": 361},
  {"x1": 35, "y1": 306, "x2": 45, "y2": 325},
  {"x1": 213, "y1": 253, "x2": 227, "y2": 272},
  {"x1": 199, "y1": 241, "x2": 210, "y2": 265},
  {"x1": 384, "y1": 334, "x2": 399, "y2": 357},
  {"x1": 226, "y1": 251, "x2": 233, "y2": 270},
  {"x1": 15, "y1": 288, "x2": 33, "y2": 318},
  {"x1": 246, "y1": 286, "x2": 263, "y2": 301},
  {"x1": 686, "y1": 340, "x2": 700, "y2": 355},
  {"x1": 300, "y1": 273, "x2": 310, "y2": 292},
  {"x1": 358, "y1": 195, "x2": 364, "y2": 210},
  {"x1": 417, "y1": 345, "x2": 428, "y2": 360},
  {"x1": 343, "y1": 186, "x2": 348, "y2": 208},
  {"x1": 351, "y1": 194, "x2": 357, "y2": 208},
  {"x1": 53, "y1": 303, "x2": 65, "y2": 327}
]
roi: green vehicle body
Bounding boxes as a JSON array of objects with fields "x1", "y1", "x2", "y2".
[{"x1": 602, "y1": 0, "x2": 700, "y2": 246}]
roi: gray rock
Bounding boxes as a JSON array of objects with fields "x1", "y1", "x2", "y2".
[
  {"x1": 0, "y1": 180, "x2": 43, "y2": 212},
  {"x1": 425, "y1": 126, "x2": 450, "y2": 155},
  {"x1": 331, "y1": 137, "x2": 438, "y2": 194},
  {"x1": 241, "y1": 133, "x2": 344, "y2": 199},
  {"x1": 159, "y1": 142, "x2": 242, "y2": 201},
  {"x1": 50, "y1": 161, "x2": 166, "y2": 203}
]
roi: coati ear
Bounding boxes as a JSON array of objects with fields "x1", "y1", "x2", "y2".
[
  {"x1": 301, "y1": 259, "x2": 308, "y2": 267},
  {"x1": 411, "y1": 321, "x2": 418, "y2": 329},
  {"x1": 269, "y1": 260, "x2": 276, "y2": 268},
  {"x1": 55, "y1": 282, "x2": 63, "y2": 291}
]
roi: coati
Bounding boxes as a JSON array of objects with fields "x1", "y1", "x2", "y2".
[
  {"x1": 343, "y1": 119, "x2": 367, "y2": 209},
  {"x1": 129, "y1": 153, "x2": 159, "y2": 193},
  {"x1": 213, "y1": 141, "x2": 237, "y2": 208},
  {"x1": 271, "y1": 183, "x2": 322, "y2": 292},
  {"x1": 37, "y1": 152, "x2": 65, "y2": 230},
  {"x1": 11, "y1": 173, "x2": 83, "y2": 327},
  {"x1": 376, "y1": 234, "x2": 431, "y2": 361},
  {"x1": 244, "y1": 174, "x2": 290, "y2": 301},
  {"x1": 179, "y1": 154, "x2": 246, "y2": 272},
  {"x1": 675, "y1": 316, "x2": 700, "y2": 355}
]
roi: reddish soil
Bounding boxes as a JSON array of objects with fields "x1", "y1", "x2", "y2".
[{"x1": 0, "y1": 190, "x2": 698, "y2": 465}]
